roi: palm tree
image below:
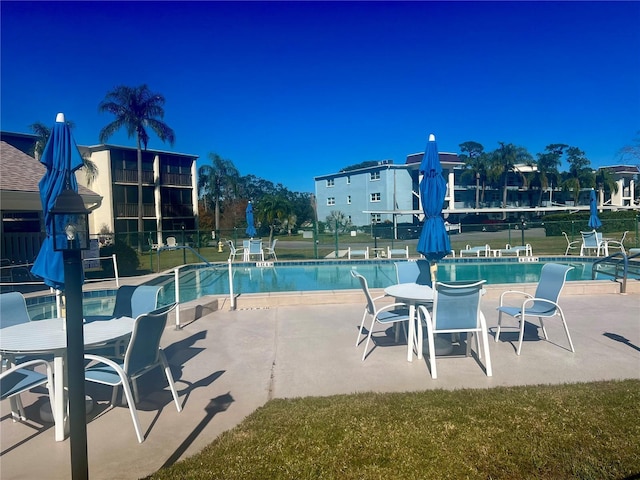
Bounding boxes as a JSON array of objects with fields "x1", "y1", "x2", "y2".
[
  {"x1": 563, "y1": 146, "x2": 593, "y2": 204},
  {"x1": 533, "y1": 144, "x2": 566, "y2": 206},
  {"x1": 29, "y1": 121, "x2": 99, "y2": 185},
  {"x1": 492, "y1": 143, "x2": 533, "y2": 215},
  {"x1": 98, "y1": 85, "x2": 175, "y2": 249},
  {"x1": 595, "y1": 167, "x2": 619, "y2": 204},
  {"x1": 458, "y1": 141, "x2": 487, "y2": 209},
  {"x1": 197, "y1": 153, "x2": 240, "y2": 232},
  {"x1": 256, "y1": 194, "x2": 291, "y2": 244}
]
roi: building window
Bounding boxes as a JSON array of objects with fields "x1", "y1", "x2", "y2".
[
  {"x1": 327, "y1": 197, "x2": 335, "y2": 206},
  {"x1": 370, "y1": 171, "x2": 380, "y2": 181},
  {"x1": 371, "y1": 214, "x2": 381, "y2": 224},
  {"x1": 326, "y1": 179, "x2": 334, "y2": 187},
  {"x1": 370, "y1": 193, "x2": 381, "y2": 202},
  {"x1": 347, "y1": 195, "x2": 351, "y2": 204},
  {"x1": 346, "y1": 176, "x2": 351, "y2": 184}
]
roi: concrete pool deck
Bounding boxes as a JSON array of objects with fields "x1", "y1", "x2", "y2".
[{"x1": 2, "y1": 286, "x2": 639, "y2": 479}]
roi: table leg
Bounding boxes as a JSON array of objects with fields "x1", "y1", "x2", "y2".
[
  {"x1": 407, "y1": 304, "x2": 415, "y2": 362},
  {"x1": 53, "y1": 354, "x2": 67, "y2": 441}
]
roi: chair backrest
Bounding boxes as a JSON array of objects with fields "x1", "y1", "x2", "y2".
[
  {"x1": 249, "y1": 239, "x2": 262, "y2": 254},
  {"x1": 433, "y1": 280, "x2": 486, "y2": 331},
  {"x1": 112, "y1": 285, "x2": 162, "y2": 319},
  {"x1": 131, "y1": 285, "x2": 162, "y2": 318},
  {"x1": 394, "y1": 261, "x2": 419, "y2": 284},
  {"x1": 581, "y1": 231, "x2": 599, "y2": 247},
  {"x1": 0, "y1": 292, "x2": 31, "y2": 328},
  {"x1": 351, "y1": 271, "x2": 375, "y2": 315},
  {"x1": 533, "y1": 263, "x2": 573, "y2": 312},
  {"x1": 166, "y1": 237, "x2": 177, "y2": 247},
  {"x1": 619, "y1": 231, "x2": 628, "y2": 244},
  {"x1": 269, "y1": 238, "x2": 278, "y2": 250},
  {"x1": 124, "y1": 303, "x2": 177, "y2": 376}
]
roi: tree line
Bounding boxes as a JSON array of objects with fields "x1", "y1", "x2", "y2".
[{"x1": 457, "y1": 140, "x2": 635, "y2": 208}]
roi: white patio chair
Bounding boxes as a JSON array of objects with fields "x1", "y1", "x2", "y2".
[
  {"x1": 562, "y1": 232, "x2": 580, "y2": 255},
  {"x1": 226, "y1": 240, "x2": 245, "y2": 262},
  {"x1": 351, "y1": 271, "x2": 410, "y2": 360},
  {"x1": 264, "y1": 238, "x2": 278, "y2": 260},
  {"x1": 496, "y1": 263, "x2": 575, "y2": 355},
  {"x1": 606, "y1": 231, "x2": 628, "y2": 254},
  {"x1": 84, "y1": 303, "x2": 181, "y2": 443},
  {"x1": 245, "y1": 239, "x2": 264, "y2": 261},
  {"x1": 580, "y1": 230, "x2": 605, "y2": 256},
  {"x1": 165, "y1": 237, "x2": 177, "y2": 248},
  {"x1": 417, "y1": 280, "x2": 491, "y2": 379},
  {"x1": 1, "y1": 359, "x2": 55, "y2": 423},
  {"x1": 348, "y1": 247, "x2": 369, "y2": 259}
]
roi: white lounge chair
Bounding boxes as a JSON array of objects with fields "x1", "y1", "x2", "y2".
[
  {"x1": 348, "y1": 247, "x2": 369, "y2": 259},
  {"x1": 165, "y1": 237, "x2": 177, "y2": 248},
  {"x1": 387, "y1": 245, "x2": 409, "y2": 259},
  {"x1": 459, "y1": 244, "x2": 489, "y2": 257},
  {"x1": 498, "y1": 244, "x2": 532, "y2": 257}
]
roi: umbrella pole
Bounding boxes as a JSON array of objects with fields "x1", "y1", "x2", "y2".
[
  {"x1": 430, "y1": 262, "x2": 438, "y2": 285},
  {"x1": 63, "y1": 250, "x2": 89, "y2": 480}
]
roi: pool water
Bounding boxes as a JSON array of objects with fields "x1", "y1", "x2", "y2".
[
  {"x1": 26, "y1": 258, "x2": 610, "y2": 319},
  {"x1": 165, "y1": 258, "x2": 600, "y2": 304}
]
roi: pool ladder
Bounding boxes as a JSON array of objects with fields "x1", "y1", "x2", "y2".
[{"x1": 592, "y1": 251, "x2": 640, "y2": 293}]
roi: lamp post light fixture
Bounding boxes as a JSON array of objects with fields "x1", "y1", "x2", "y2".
[{"x1": 51, "y1": 187, "x2": 90, "y2": 480}]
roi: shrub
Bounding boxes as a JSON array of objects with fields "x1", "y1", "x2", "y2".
[
  {"x1": 99, "y1": 240, "x2": 140, "y2": 275},
  {"x1": 543, "y1": 211, "x2": 638, "y2": 236}
]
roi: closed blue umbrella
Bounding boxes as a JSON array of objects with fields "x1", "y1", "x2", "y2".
[
  {"x1": 31, "y1": 114, "x2": 84, "y2": 290},
  {"x1": 588, "y1": 188, "x2": 602, "y2": 230},
  {"x1": 246, "y1": 201, "x2": 257, "y2": 238},
  {"x1": 417, "y1": 134, "x2": 451, "y2": 265}
]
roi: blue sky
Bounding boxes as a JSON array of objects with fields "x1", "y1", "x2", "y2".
[{"x1": 2, "y1": 1, "x2": 639, "y2": 194}]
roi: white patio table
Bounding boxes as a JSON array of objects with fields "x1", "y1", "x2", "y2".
[
  {"x1": 0, "y1": 316, "x2": 135, "y2": 441},
  {"x1": 384, "y1": 283, "x2": 434, "y2": 362}
]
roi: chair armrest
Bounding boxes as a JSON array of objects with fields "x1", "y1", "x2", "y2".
[
  {"x1": 521, "y1": 297, "x2": 559, "y2": 313},
  {"x1": 499, "y1": 290, "x2": 533, "y2": 305}
]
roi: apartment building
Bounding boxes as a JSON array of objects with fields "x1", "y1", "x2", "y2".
[
  {"x1": 77, "y1": 144, "x2": 199, "y2": 244},
  {"x1": 314, "y1": 153, "x2": 463, "y2": 227}
]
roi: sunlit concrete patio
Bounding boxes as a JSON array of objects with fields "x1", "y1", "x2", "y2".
[{"x1": 1, "y1": 286, "x2": 639, "y2": 479}]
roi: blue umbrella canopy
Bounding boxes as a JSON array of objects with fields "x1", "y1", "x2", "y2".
[
  {"x1": 246, "y1": 201, "x2": 257, "y2": 238},
  {"x1": 588, "y1": 188, "x2": 602, "y2": 230},
  {"x1": 31, "y1": 114, "x2": 84, "y2": 290},
  {"x1": 416, "y1": 134, "x2": 451, "y2": 262}
]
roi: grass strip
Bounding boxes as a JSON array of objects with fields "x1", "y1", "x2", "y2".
[{"x1": 147, "y1": 379, "x2": 640, "y2": 480}]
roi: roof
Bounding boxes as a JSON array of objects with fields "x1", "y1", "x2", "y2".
[
  {"x1": 600, "y1": 165, "x2": 640, "y2": 175},
  {"x1": 80, "y1": 143, "x2": 199, "y2": 160},
  {"x1": 405, "y1": 152, "x2": 462, "y2": 166},
  {"x1": 0, "y1": 141, "x2": 99, "y2": 197}
]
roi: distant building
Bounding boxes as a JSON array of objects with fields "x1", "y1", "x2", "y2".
[
  {"x1": 77, "y1": 144, "x2": 199, "y2": 246},
  {"x1": 0, "y1": 130, "x2": 198, "y2": 262},
  {"x1": 314, "y1": 153, "x2": 463, "y2": 227}
]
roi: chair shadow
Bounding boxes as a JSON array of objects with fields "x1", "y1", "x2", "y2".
[
  {"x1": 0, "y1": 396, "x2": 53, "y2": 456},
  {"x1": 159, "y1": 392, "x2": 234, "y2": 469},
  {"x1": 603, "y1": 332, "x2": 640, "y2": 353}
]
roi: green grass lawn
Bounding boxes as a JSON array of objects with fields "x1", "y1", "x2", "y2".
[{"x1": 147, "y1": 380, "x2": 640, "y2": 480}]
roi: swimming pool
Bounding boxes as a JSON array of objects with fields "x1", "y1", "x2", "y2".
[
  {"x1": 25, "y1": 258, "x2": 614, "y2": 319},
  {"x1": 161, "y1": 258, "x2": 603, "y2": 304}
]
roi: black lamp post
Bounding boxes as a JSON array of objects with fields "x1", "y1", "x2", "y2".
[
  {"x1": 520, "y1": 216, "x2": 526, "y2": 246},
  {"x1": 51, "y1": 187, "x2": 90, "y2": 480}
]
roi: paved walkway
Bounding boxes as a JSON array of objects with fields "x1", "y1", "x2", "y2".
[{"x1": 1, "y1": 291, "x2": 639, "y2": 479}]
